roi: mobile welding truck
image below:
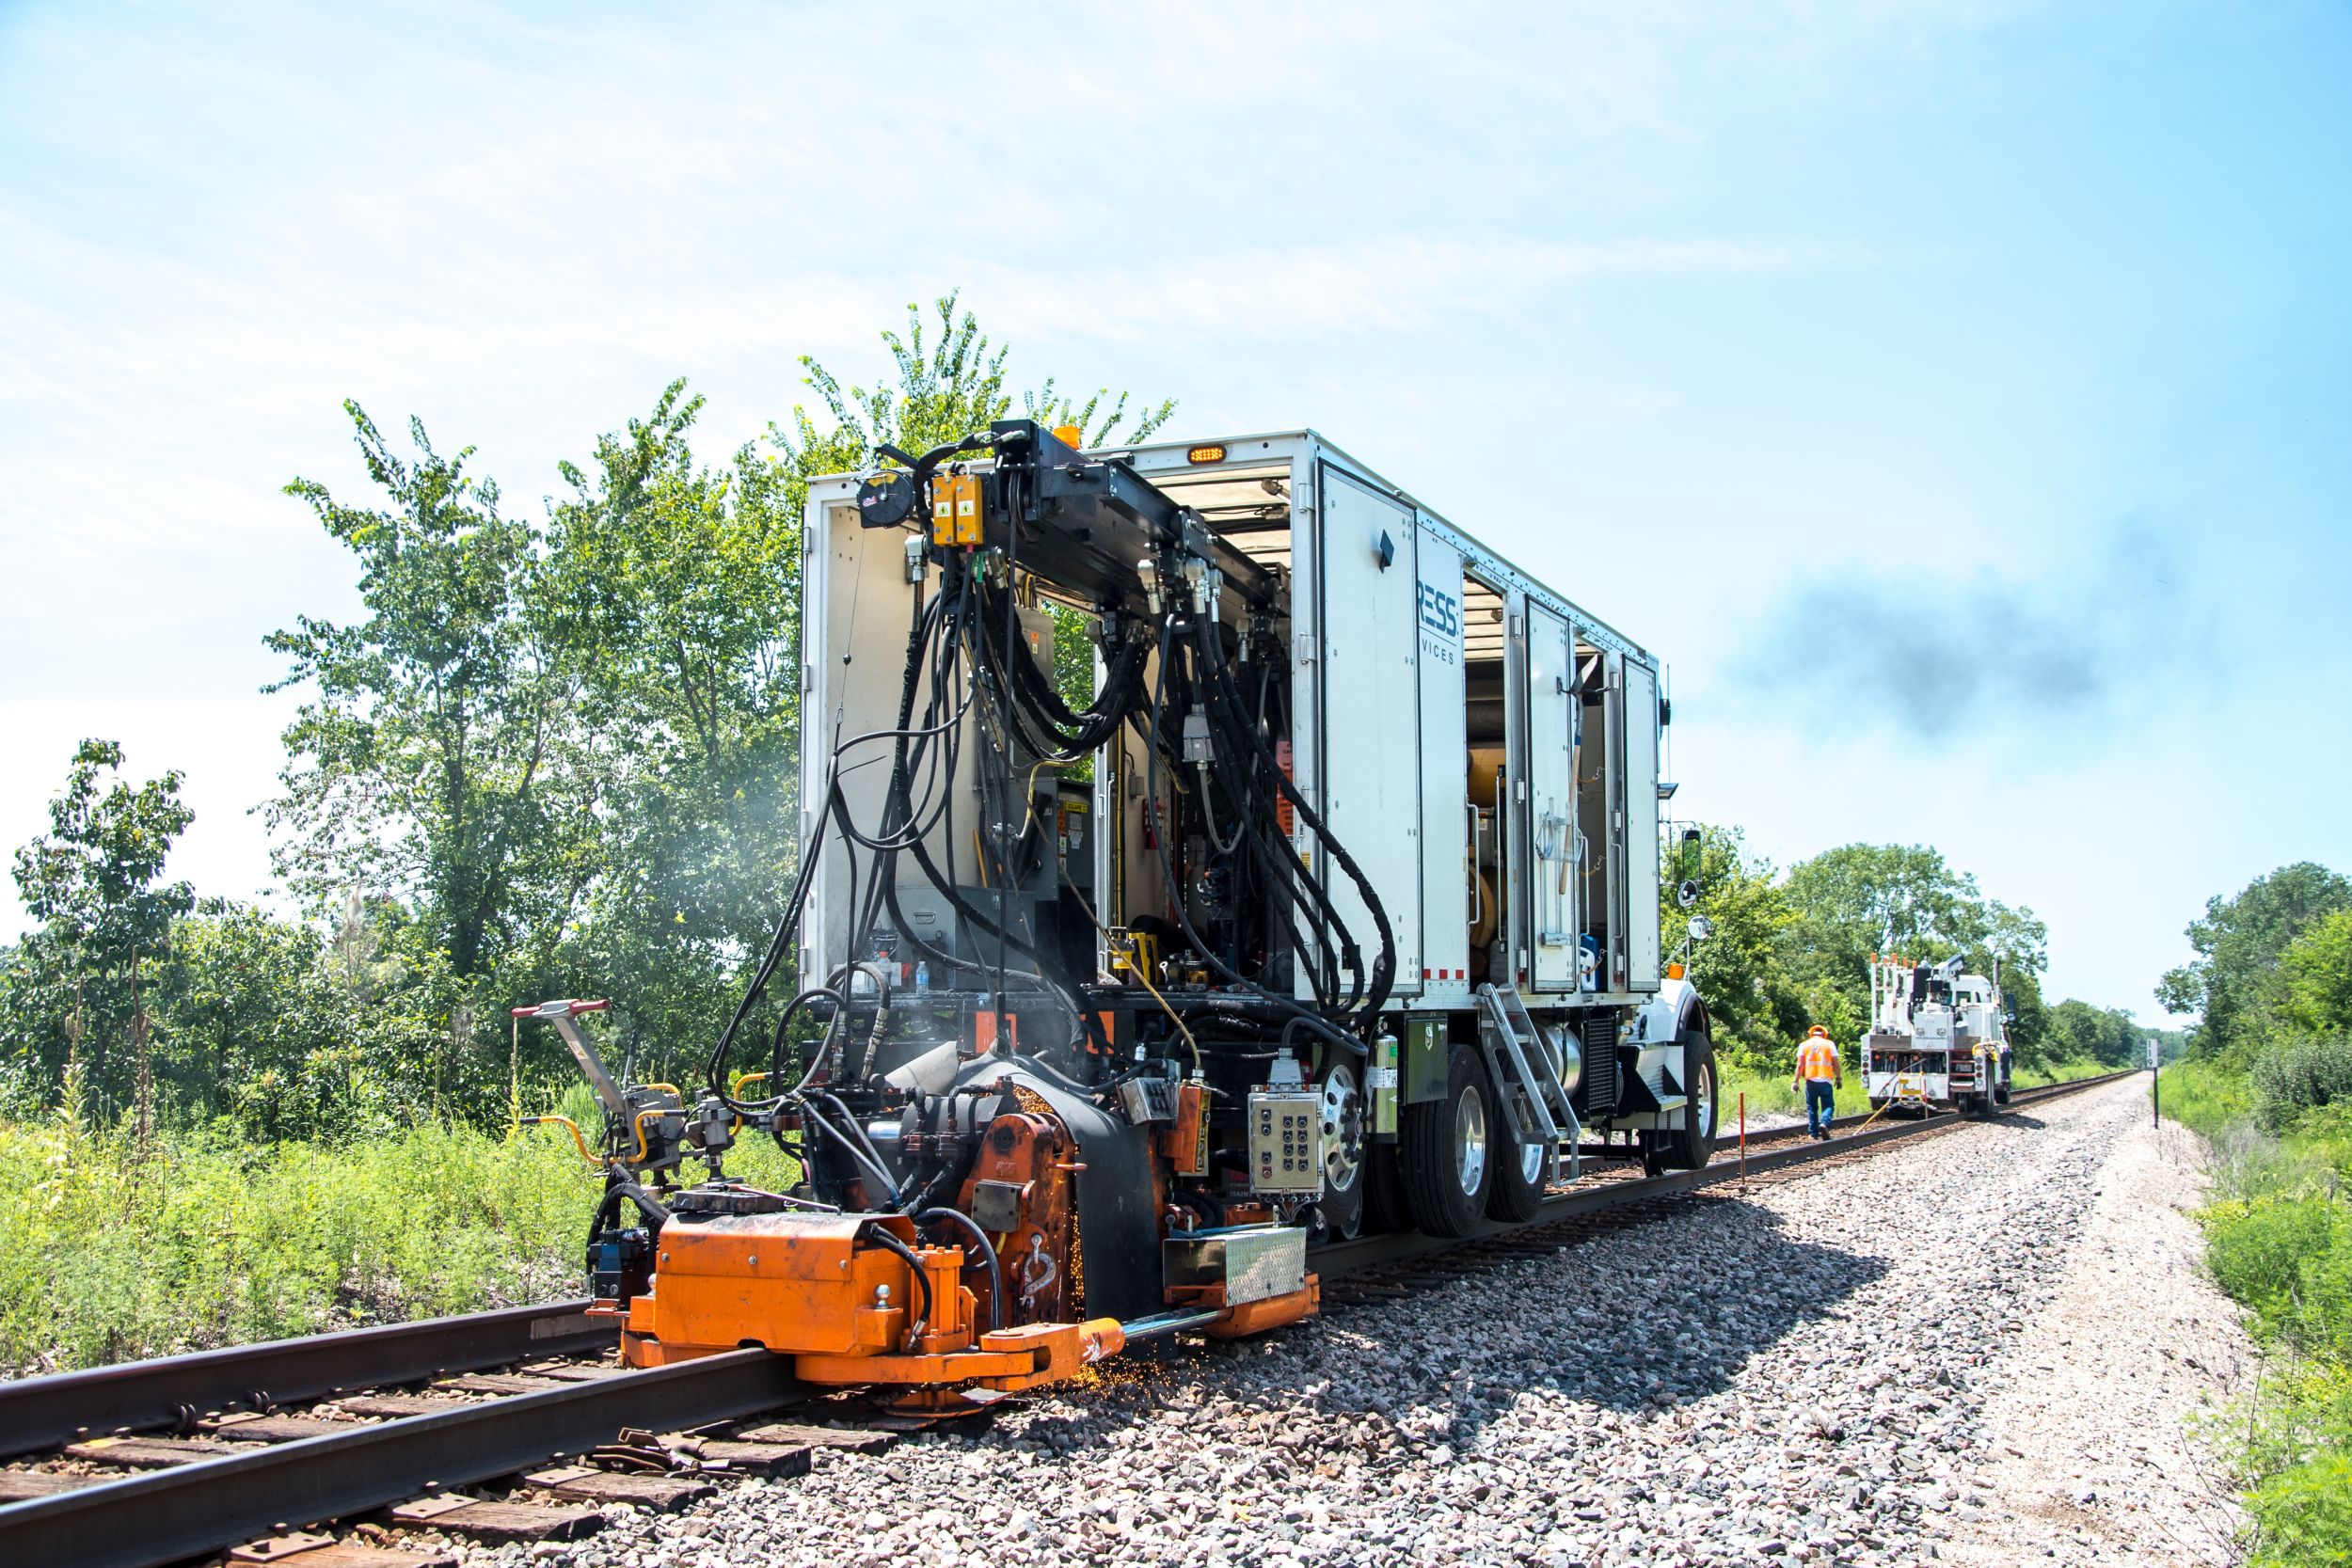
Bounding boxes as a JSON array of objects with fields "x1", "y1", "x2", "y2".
[
  {"x1": 524, "y1": 422, "x2": 1717, "y2": 1411},
  {"x1": 1859, "y1": 955, "x2": 2014, "y2": 1116}
]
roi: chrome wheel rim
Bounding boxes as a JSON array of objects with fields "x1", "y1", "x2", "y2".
[
  {"x1": 1454, "y1": 1083, "x2": 1488, "y2": 1196},
  {"x1": 1518, "y1": 1123, "x2": 1546, "y2": 1185},
  {"x1": 1321, "y1": 1063, "x2": 1363, "y2": 1194}
]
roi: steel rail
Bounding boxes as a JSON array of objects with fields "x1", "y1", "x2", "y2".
[
  {"x1": 0, "y1": 1347, "x2": 802, "y2": 1568},
  {"x1": 0, "y1": 1298, "x2": 617, "y2": 1461},
  {"x1": 1311, "y1": 1069, "x2": 2134, "y2": 1279},
  {"x1": 0, "y1": 1070, "x2": 2131, "y2": 1568}
]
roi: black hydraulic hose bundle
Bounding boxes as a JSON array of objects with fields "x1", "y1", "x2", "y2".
[
  {"x1": 1191, "y1": 604, "x2": 1397, "y2": 1022},
  {"x1": 1136, "y1": 615, "x2": 1370, "y2": 1059},
  {"x1": 696, "y1": 420, "x2": 1402, "y2": 1183}
]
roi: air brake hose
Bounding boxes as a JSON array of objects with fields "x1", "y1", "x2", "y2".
[{"x1": 917, "y1": 1207, "x2": 1007, "y2": 1332}]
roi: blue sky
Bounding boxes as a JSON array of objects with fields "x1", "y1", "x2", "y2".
[{"x1": 3, "y1": 1, "x2": 2347, "y2": 1021}]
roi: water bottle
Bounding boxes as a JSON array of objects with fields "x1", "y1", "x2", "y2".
[{"x1": 914, "y1": 961, "x2": 930, "y2": 995}]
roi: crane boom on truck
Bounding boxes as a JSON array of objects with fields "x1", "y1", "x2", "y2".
[{"x1": 525, "y1": 421, "x2": 1718, "y2": 1412}]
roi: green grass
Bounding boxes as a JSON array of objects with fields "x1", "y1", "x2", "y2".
[
  {"x1": 0, "y1": 1101, "x2": 803, "y2": 1377},
  {"x1": 1713, "y1": 1054, "x2": 2115, "y2": 1126},
  {"x1": 2163, "y1": 1063, "x2": 2352, "y2": 1566},
  {"x1": 2011, "y1": 1054, "x2": 2114, "y2": 1089}
]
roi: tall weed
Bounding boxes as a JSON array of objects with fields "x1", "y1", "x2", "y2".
[{"x1": 0, "y1": 1117, "x2": 598, "y2": 1375}]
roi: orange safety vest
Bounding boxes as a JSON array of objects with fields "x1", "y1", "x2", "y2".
[{"x1": 1796, "y1": 1037, "x2": 1841, "y2": 1081}]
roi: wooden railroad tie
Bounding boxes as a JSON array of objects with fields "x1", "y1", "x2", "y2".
[
  {"x1": 735, "y1": 1421, "x2": 898, "y2": 1455},
  {"x1": 203, "y1": 1413, "x2": 354, "y2": 1442},
  {"x1": 522, "y1": 1465, "x2": 713, "y2": 1511},
  {"x1": 387, "y1": 1495, "x2": 603, "y2": 1544},
  {"x1": 0, "y1": 1469, "x2": 95, "y2": 1501},
  {"x1": 230, "y1": 1533, "x2": 458, "y2": 1568},
  {"x1": 63, "y1": 1435, "x2": 239, "y2": 1468}
]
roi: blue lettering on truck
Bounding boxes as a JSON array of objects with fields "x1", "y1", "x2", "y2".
[{"x1": 1417, "y1": 581, "x2": 1459, "y2": 639}]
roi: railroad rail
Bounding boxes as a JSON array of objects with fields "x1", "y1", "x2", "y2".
[{"x1": 0, "y1": 1070, "x2": 2134, "y2": 1568}]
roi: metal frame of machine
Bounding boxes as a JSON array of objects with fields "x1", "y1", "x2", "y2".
[{"x1": 530, "y1": 420, "x2": 1721, "y2": 1412}]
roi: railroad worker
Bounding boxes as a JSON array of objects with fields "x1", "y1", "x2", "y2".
[{"x1": 1792, "y1": 1025, "x2": 1843, "y2": 1140}]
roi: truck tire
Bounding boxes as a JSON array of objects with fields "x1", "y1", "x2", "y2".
[
  {"x1": 1638, "y1": 1030, "x2": 1719, "y2": 1174},
  {"x1": 1312, "y1": 1059, "x2": 1366, "y2": 1242},
  {"x1": 1671, "y1": 1030, "x2": 1719, "y2": 1171},
  {"x1": 1486, "y1": 1080, "x2": 1552, "y2": 1224},
  {"x1": 1402, "y1": 1047, "x2": 1494, "y2": 1238}
]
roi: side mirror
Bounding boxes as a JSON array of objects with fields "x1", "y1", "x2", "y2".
[{"x1": 1688, "y1": 915, "x2": 1713, "y2": 942}]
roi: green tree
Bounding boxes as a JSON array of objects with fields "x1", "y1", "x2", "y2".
[
  {"x1": 773, "y1": 292, "x2": 1176, "y2": 487},
  {"x1": 267, "y1": 406, "x2": 591, "y2": 983},
  {"x1": 1, "y1": 741, "x2": 195, "y2": 1120},
  {"x1": 537, "y1": 382, "x2": 805, "y2": 1069},
  {"x1": 2042, "y1": 997, "x2": 2145, "y2": 1068},
  {"x1": 2273, "y1": 907, "x2": 2352, "y2": 1040},
  {"x1": 1660, "y1": 824, "x2": 1809, "y2": 1067},
  {"x1": 2156, "y1": 862, "x2": 2352, "y2": 1061},
  {"x1": 1779, "y1": 842, "x2": 2047, "y2": 1048}
]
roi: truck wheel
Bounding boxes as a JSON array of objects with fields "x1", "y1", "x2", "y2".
[
  {"x1": 1402, "y1": 1048, "x2": 1493, "y2": 1238},
  {"x1": 1313, "y1": 1059, "x2": 1365, "y2": 1242},
  {"x1": 1672, "y1": 1030, "x2": 1719, "y2": 1170},
  {"x1": 1486, "y1": 1081, "x2": 1552, "y2": 1223}
]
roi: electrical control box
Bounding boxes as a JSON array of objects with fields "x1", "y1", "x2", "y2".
[{"x1": 1247, "y1": 1088, "x2": 1323, "y2": 1195}]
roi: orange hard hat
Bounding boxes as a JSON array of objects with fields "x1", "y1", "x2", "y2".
[{"x1": 1806, "y1": 1024, "x2": 1829, "y2": 1037}]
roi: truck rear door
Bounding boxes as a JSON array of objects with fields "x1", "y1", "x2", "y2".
[{"x1": 1316, "y1": 466, "x2": 1423, "y2": 997}]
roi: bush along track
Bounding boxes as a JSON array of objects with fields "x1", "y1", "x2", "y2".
[{"x1": 2163, "y1": 1058, "x2": 2352, "y2": 1566}]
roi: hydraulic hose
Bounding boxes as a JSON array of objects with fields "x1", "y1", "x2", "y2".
[
  {"x1": 917, "y1": 1207, "x2": 1007, "y2": 1332},
  {"x1": 857, "y1": 1221, "x2": 934, "y2": 1351}
]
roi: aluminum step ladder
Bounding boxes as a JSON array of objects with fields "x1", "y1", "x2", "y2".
[{"x1": 1474, "y1": 983, "x2": 1582, "y2": 1184}]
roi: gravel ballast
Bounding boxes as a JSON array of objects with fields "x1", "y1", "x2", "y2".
[{"x1": 452, "y1": 1078, "x2": 2246, "y2": 1568}]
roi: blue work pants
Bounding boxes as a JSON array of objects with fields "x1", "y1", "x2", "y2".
[{"x1": 1804, "y1": 1079, "x2": 1836, "y2": 1137}]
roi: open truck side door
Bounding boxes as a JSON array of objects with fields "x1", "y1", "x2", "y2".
[{"x1": 1525, "y1": 604, "x2": 1578, "y2": 993}]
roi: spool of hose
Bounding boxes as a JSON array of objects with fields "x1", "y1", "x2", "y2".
[{"x1": 1467, "y1": 747, "x2": 1506, "y2": 812}]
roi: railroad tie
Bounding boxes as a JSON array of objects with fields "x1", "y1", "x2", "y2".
[
  {"x1": 658, "y1": 1434, "x2": 815, "y2": 1477},
  {"x1": 735, "y1": 1421, "x2": 898, "y2": 1454},
  {"x1": 518, "y1": 1360, "x2": 627, "y2": 1382},
  {"x1": 521, "y1": 1465, "x2": 713, "y2": 1511},
  {"x1": 331, "y1": 1394, "x2": 470, "y2": 1419},
  {"x1": 0, "y1": 1469, "x2": 95, "y2": 1501},
  {"x1": 387, "y1": 1495, "x2": 603, "y2": 1544},
  {"x1": 203, "y1": 1413, "x2": 354, "y2": 1443},
  {"x1": 63, "y1": 1434, "x2": 240, "y2": 1468},
  {"x1": 434, "y1": 1372, "x2": 571, "y2": 1396},
  {"x1": 229, "y1": 1532, "x2": 457, "y2": 1567}
]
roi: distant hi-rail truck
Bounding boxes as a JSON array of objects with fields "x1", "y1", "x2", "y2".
[{"x1": 532, "y1": 422, "x2": 1721, "y2": 1411}]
